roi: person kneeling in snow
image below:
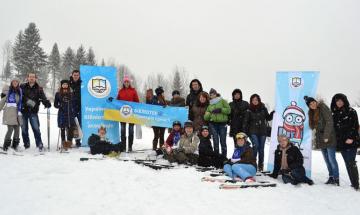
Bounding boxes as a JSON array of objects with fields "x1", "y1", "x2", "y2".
[
  {"x1": 223, "y1": 132, "x2": 257, "y2": 182},
  {"x1": 198, "y1": 126, "x2": 227, "y2": 168},
  {"x1": 88, "y1": 126, "x2": 121, "y2": 155},
  {"x1": 268, "y1": 135, "x2": 314, "y2": 185},
  {"x1": 166, "y1": 120, "x2": 200, "y2": 165}
]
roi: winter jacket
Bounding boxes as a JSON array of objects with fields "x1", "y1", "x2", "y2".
[
  {"x1": 148, "y1": 95, "x2": 167, "y2": 106},
  {"x1": 229, "y1": 99, "x2": 249, "y2": 136},
  {"x1": 20, "y1": 82, "x2": 51, "y2": 114},
  {"x1": 165, "y1": 130, "x2": 182, "y2": 147},
  {"x1": 190, "y1": 102, "x2": 209, "y2": 132},
  {"x1": 227, "y1": 142, "x2": 257, "y2": 168},
  {"x1": 69, "y1": 77, "x2": 82, "y2": 114},
  {"x1": 312, "y1": 102, "x2": 337, "y2": 149},
  {"x1": 271, "y1": 143, "x2": 305, "y2": 178},
  {"x1": 243, "y1": 103, "x2": 273, "y2": 136},
  {"x1": 0, "y1": 86, "x2": 23, "y2": 126},
  {"x1": 204, "y1": 97, "x2": 231, "y2": 123},
  {"x1": 54, "y1": 91, "x2": 76, "y2": 128},
  {"x1": 169, "y1": 97, "x2": 186, "y2": 107},
  {"x1": 87, "y1": 133, "x2": 121, "y2": 155},
  {"x1": 116, "y1": 86, "x2": 140, "y2": 103},
  {"x1": 331, "y1": 94, "x2": 360, "y2": 150},
  {"x1": 179, "y1": 133, "x2": 200, "y2": 154},
  {"x1": 186, "y1": 79, "x2": 203, "y2": 109},
  {"x1": 198, "y1": 135, "x2": 215, "y2": 167}
]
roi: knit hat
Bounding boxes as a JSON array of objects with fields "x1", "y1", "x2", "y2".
[
  {"x1": 209, "y1": 88, "x2": 217, "y2": 95},
  {"x1": 60, "y1": 79, "x2": 70, "y2": 86},
  {"x1": 184, "y1": 120, "x2": 194, "y2": 128},
  {"x1": 235, "y1": 132, "x2": 248, "y2": 140},
  {"x1": 172, "y1": 120, "x2": 182, "y2": 127},
  {"x1": 200, "y1": 125, "x2": 209, "y2": 132},
  {"x1": 155, "y1": 86, "x2": 164, "y2": 96},
  {"x1": 283, "y1": 101, "x2": 306, "y2": 120},
  {"x1": 172, "y1": 90, "x2": 180, "y2": 96},
  {"x1": 123, "y1": 74, "x2": 130, "y2": 83},
  {"x1": 304, "y1": 96, "x2": 316, "y2": 107},
  {"x1": 11, "y1": 77, "x2": 21, "y2": 83}
]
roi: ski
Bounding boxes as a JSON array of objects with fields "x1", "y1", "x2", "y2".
[
  {"x1": 0, "y1": 151, "x2": 24, "y2": 156},
  {"x1": 219, "y1": 181, "x2": 277, "y2": 189},
  {"x1": 201, "y1": 176, "x2": 242, "y2": 183}
]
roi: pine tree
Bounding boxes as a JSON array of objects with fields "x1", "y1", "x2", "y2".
[
  {"x1": 101, "y1": 58, "x2": 105, "y2": 66},
  {"x1": 48, "y1": 43, "x2": 61, "y2": 94},
  {"x1": 4, "y1": 60, "x2": 11, "y2": 80},
  {"x1": 172, "y1": 68, "x2": 185, "y2": 96},
  {"x1": 61, "y1": 47, "x2": 75, "y2": 79},
  {"x1": 86, "y1": 47, "x2": 96, "y2": 65},
  {"x1": 12, "y1": 31, "x2": 26, "y2": 77},
  {"x1": 74, "y1": 45, "x2": 87, "y2": 70}
]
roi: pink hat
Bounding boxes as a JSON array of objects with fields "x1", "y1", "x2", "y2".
[{"x1": 123, "y1": 75, "x2": 131, "y2": 83}]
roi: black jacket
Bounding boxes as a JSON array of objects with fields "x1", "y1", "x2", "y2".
[
  {"x1": 229, "y1": 99, "x2": 249, "y2": 136},
  {"x1": 87, "y1": 133, "x2": 121, "y2": 155},
  {"x1": 186, "y1": 79, "x2": 203, "y2": 109},
  {"x1": 20, "y1": 82, "x2": 50, "y2": 114},
  {"x1": 69, "y1": 76, "x2": 82, "y2": 114},
  {"x1": 272, "y1": 143, "x2": 304, "y2": 178},
  {"x1": 331, "y1": 93, "x2": 360, "y2": 150},
  {"x1": 198, "y1": 135, "x2": 226, "y2": 168},
  {"x1": 243, "y1": 103, "x2": 273, "y2": 136}
]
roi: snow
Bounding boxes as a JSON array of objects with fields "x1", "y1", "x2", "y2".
[{"x1": 0, "y1": 106, "x2": 359, "y2": 215}]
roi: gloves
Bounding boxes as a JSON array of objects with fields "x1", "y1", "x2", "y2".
[
  {"x1": 107, "y1": 97, "x2": 114, "y2": 102},
  {"x1": 44, "y1": 101, "x2": 51, "y2": 108},
  {"x1": 269, "y1": 110, "x2": 275, "y2": 118},
  {"x1": 212, "y1": 108, "x2": 222, "y2": 114},
  {"x1": 18, "y1": 111, "x2": 22, "y2": 116}
]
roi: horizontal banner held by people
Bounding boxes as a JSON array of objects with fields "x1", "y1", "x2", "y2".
[{"x1": 104, "y1": 99, "x2": 188, "y2": 128}]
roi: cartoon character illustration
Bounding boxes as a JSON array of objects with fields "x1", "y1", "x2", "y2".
[{"x1": 278, "y1": 101, "x2": 306, "y2": 149}]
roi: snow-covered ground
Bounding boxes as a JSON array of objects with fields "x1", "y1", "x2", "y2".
[{"x1": 0, "y1": 106, "x2": 359, "y2": 215}]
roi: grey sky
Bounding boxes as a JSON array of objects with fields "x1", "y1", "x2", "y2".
[{"x1": 1, "y1": 0, "x2": 359, "y2": 106}]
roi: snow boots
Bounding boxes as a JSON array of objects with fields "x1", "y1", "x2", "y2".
[
  {"x1": 12, "y1": 138, "x2": 20, "y2": 150},
  {"x1": 2, "y1": 139, "x2": 12, "y2": 151},
  {"x1": 346, "y1": 161, "x2": 359, "y2": 190}
]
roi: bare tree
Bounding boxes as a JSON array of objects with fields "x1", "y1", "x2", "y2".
[{"x1": 2, "y1": 40, "x2": 12, "y2": 80}]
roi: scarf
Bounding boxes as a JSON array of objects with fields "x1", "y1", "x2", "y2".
[
  {"x1": 7, "y1": 87, "x2": 22, "y2": 112},
  {"x1": 283, "y1": 123, "x2": 304, "y2": 139},
  {"x1": 173, "y1": 131, "x2": 181, "y2": 146}
]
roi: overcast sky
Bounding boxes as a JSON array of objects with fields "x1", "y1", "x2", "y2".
[{"x1": 1, "y1": 0, "x2": 359, "y2": 106}]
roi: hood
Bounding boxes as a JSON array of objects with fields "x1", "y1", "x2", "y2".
[{"x1": 331, "y1": 93, "x2": 350, "y2": 111}]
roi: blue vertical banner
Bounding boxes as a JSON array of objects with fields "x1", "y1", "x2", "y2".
[
  {"x1": 267, "y1": 71, "x2": 319, "y2": 177},
  {"x1": 80, "y1": 65, "x2": 119, "y2": 146}
]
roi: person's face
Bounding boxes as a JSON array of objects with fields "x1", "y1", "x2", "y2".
[
  {"x1": 336, "y1": 99, "x2": 344, "y2": 109},
  {"x1": 11, "y1": 80, "x2": 19, "y2": 88},
  {"x1": 185, "y1": 126, "x2": 193, "y2": 135},
  {"x1": 173, "y1": 125, "x2": 181, "y2": 131},
  {"x1": 234, "y1": 93, "x2": 241, "y2": 100},
  {"x1": 173, "y1": 94, "x2": 180, "y2": 99},
  {"x1": 99, "y1": 129, "x2": 106, "y2": 138},
  {"x1": 201, "y1": 129, "x2": 209, "y2": 137},
  {"x1": 210, "y1": 93, "x2": 217, "y2": 99},
  {"x1": 124, "y1": 81, "x2": 130, "y2": 88},
  {"x1": 199, "y1": 95, "x2": 206, "y2": 103},
  {"x1": 279, "y1": 137, "x2": 289, "y2": 148},
  {"x1": 309, "y1": 101, "x2": 317, "y2": 110},
  {"x1": 72, "y1": 72, "x2": 80, "y2": 81},
  {"x1": 27, "y1": 73, "x2": 36, "y2": 84},
  {"x1": 192, "y1": 82, "x2": 200, "y2": 91},
  {"x1": 62, "y1": 83, "x2": 69, "y2": 89},
  {"x1": 251, "y1": 97, "x2": 259, "y2": 106},
  {"x1": 236, "y1": 138, "x2": 245, "y2": 147}
]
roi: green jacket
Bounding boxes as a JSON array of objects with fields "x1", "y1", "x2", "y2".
[{"x1": 204, "y1": 97, "x2": 231, "y2": 123}]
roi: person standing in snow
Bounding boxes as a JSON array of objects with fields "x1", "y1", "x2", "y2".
[
  {"x1": 69, "y1": 70, "x2": 82, "y2": 147},
  {"x1": 190, "y1": 91, "x2": 210, "y2": 133},
  {"x1": 223, "y1": 132, "x2": 257, "y2": 182},
  {"x1": 20, "y1": 72, "x2": 51, "y2": 151},
  {"x1": 204, "y1": 88, "x2": 231, "y2": 157},
  {"x1": 268, "y1": 135, "x2": 314, "y2": 185},
  {"x1": 243, "y1": 94, "x2": 274, "y2": 171},
  {"x1": 229, "y1": 88, "x2": 249, "y2": 146},
  {"x1": 331, "y1": 93, "x2": 359, "y2": 190},
  {"x1": 54, "y1": 80, "x2": 76, "y2": 149},
  {"x1": 186, "y1": 79, "x2": 203, "y2": 114},
  {"x1": 0, "y1": 78, "x2": 23, "y2": 151},
  {"x1": 148, "y1": 86, "x2": 167, "y2": 150},
  {"x1": 304, "y1": 96, "x2": 340, "y2": 186},
  {"x1": 168, "y1": 90, "x2": 185, "y2": 133}
]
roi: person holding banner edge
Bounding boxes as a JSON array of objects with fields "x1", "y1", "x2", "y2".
[
  {"x1": 69, "y1": 70, "x2": 82, "y2": 147},
  {"x1": 304, "y1": 96, "x2": 340, "y2": 186}
]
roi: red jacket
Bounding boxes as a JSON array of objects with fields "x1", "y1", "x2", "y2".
[{"x1": 116, "y1": 87, "x2": 139, "y2": 102}]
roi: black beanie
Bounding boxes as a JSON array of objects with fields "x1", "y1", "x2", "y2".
[{"x1": 304, "y1": 96, "x2": 316, "y2": 107}]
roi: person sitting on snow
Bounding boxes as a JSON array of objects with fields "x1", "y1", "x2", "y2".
[
  {"x1": 88, "y1": 126, "x2": 122, "y2": 155},
  {"x1": 166, "y1": 120, "x2": 200, "y2": 165},
  {"x1": 198, "y1": 126, "x2": 227, "y2": 168},
  {"x1": 155, "y1": 121, "x2": 183, "y2": 156},
  {"x1": 268, "y1": 135, "x2": 314, "y2": 185},
  {"x1": 223, "y1": 132, "x2": 257, "y2": 182}
]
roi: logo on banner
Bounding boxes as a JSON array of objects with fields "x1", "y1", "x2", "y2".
[
  {"x1": 277, "y1": 101, "x2": 306, "y2": 149},
  {"x1": 87, "y1": 76, "x2": 111, "y2": 98},
  {"x1": 120, "y1": 105, "x2": 133, "y2": 118},
  {"x1": 290, "y1": 77, "x2": 303, "y2": 88}
]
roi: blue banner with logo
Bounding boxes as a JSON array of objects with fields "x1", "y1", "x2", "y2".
[
  {"x1": 80, "y1": 65, "x2": 119, "y2": 146},
  {"x1": 103, "y1": 100, "x2": 188, "y2": 128},
  {"x1": 267, "y1": 71, "x2": 320, "y2": 177}
]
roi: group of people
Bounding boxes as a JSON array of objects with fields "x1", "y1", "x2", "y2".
[{"x1": 0, "y1": 71, "x2": 359, "y2": 190}]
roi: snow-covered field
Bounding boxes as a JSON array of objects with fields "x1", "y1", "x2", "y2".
[{"x1": 0, "y1": 106, "x2": 359, "y2": 215}]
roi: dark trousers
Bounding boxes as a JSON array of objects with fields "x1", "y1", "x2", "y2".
[
  {"x1": 120, "y1": 122, "x2": 134, "y2": 151},
  {"x1": 152, "y1": 127, "x2": 165, "y2": 150},
  {"x1": 60, "y1": 127, "x2": 73, "y2": 142},
  {"x1": 341, "y1": 148, "x2": 359, "y2": 189},
  {"x1": 282, "y1": 167, "x2": 312, "y2": 185}
]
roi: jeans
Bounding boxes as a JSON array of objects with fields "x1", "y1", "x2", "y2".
[
  {"x1": 321, "y1": 146, "x2": 339, "y2": 179},
  {"x1": 282, "y1": 167, "x2": 312, "y2": 185},
  {"x1": 250, "y1": 134, "x2": 266, "y2": 166},
  {"x1": 21, "y1": 113, "x2": 43, "y2": 148},
  {"x1": 224, "y1": 163, "x2": 257, "y2": 180},
  {"x1": 209, "y1": 123, "x2": 227, "y2": 157},
  {"x1": 341, "y1": 148, "x2": 357, "y2": 165}
]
